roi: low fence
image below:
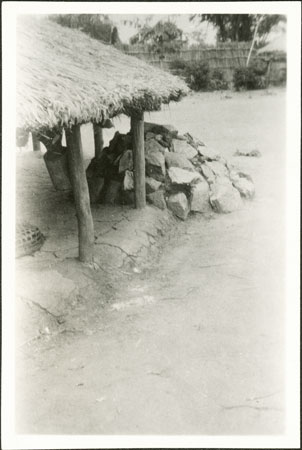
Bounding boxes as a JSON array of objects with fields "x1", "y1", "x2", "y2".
[{"x1": 126, "y1": 43, "x2": 254, "y2": 82}]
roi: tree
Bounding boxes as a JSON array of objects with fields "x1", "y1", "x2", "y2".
[
  {"x1": 51, "y1": 14, "x2": 121, "y2": 45},
  {"x1": 130, "y1": 20, "x2": 186, "y2": 55},
  {"x1": 190, "y1": 14, "x2": 286, "y2": 44},
  {"x1": 110, "y1": 26, "x2": 120, "y2": 45},
  {"x1": 189, "y1": 30, "x2": 208, "y2": 49}
]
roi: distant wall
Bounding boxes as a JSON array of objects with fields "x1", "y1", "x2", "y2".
[
  {"x1": 125, "y1": 42, "x2": 255, "y2": 83},
  {"x1": 266, "y1": 59, "x2": 287, "y2": 86}
]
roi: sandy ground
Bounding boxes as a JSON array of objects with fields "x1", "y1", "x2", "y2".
[{"x1": 16, "y1": 88, "x2": 286, "y2": 435}]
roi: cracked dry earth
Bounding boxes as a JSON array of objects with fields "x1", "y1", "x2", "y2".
[{"x1": 16, "y1": 89, "x2": 285, "y2": 435}]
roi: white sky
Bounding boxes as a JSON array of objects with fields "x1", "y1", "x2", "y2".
[
  {"x1": 108, "y1": 14, "x2": 217, "y2": 45},
  {"x1": 108, "y1": 14, "x2": 286, "y2": 46}
]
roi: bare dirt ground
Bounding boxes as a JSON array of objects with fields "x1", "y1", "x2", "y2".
[{"x1": 16, "y1": 88, "x2": 286, "y2": 435}]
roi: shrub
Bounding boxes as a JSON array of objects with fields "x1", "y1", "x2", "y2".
[
  {"x1": 184, "y1": 60, "x2": 211, "y2": 91},
  {"x1": 170, "y1": 59, "x2": 229, "y2": 91},
  {"x1": 208, "y1": 69, "x2": 229, "y2": 90},
  {"x1": 170, "y1": 58, "x2": 188, "y2": 71},
  {"x1": 233, "y1": 66, "x2": 265, "y2": 91},
  {"x1": 251, "y1": 58, "x2": 267, "y2": 76}
]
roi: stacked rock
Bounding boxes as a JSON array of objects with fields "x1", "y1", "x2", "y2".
[{"x1": 86, "y1": 123, "x2": 255, "y2": 220}]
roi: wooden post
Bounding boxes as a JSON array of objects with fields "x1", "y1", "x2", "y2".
[
  {"x1": 131, "y1": 112, "x2": 146, "y2": 209},
  {"x1": 93, "y1": 123, "x2": 104, "y2": 159},
  {"x1": 32, "y1": 133, "x2": 41, "y2": 151},
  {"x1": 65, "y1": 125, "x2": 94, "y2": 263},
  {"x1": 266, "y1": 59, "x2": 272, "y2": 88},
  {"x1": 246, "y1": 15, "x2": 263, "y2": 67}
]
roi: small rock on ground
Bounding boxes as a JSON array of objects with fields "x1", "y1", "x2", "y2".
[
  {"x1": 210, "y1": 178, "x2": 243, "y2": 213},
  {"x1": 190, "y1": 181, "x2": 212, "y2": 213},
  {"x1": 172, "y1": 139, "x2": 198, "y2": 160},
  {"x1": 233, "y1": 177, "x2": 255, "y2": 199},
  {"x1": 197, "y1": 146, "x2": 220, "y2": 161},
  {"x1": 199, "y1": 163, "x2": 216, "y2": 184},
  {"x1": 167, "y1": 192, "x2": 190, "y2": 220},
  {"x1": 145, "y1": 140, "x2": 166, "y2": 181},
  {"x1": 145, "y1": 177, "x2": 162, "y2": 194},
  {"x1": 144, "y1": 122, "x2": 178, "y2": 138},
  {"x1": 165, "y1": 153, "x2": 194, "y2": 171},
  {"x1": 206, "y1": 161, "x2": 229, "y2": 178},
  {"x1": 234, "y1": 148, "x2": 261, "y2": 157},
  {"x1": 147, "y1": 190, "x2": 167, "y2": 210},
  {"x1": 168, "y1": 167, "x2": 203, "y2": 186}
]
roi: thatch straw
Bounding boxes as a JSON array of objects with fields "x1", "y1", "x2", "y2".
[{"x1": 17, "y1": 15, "x2": 189, "y2": 132}]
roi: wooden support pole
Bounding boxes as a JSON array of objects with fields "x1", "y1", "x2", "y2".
[
  {"x1": 131, "y1": 112, "x2": 146, "y2": 209},
  {"x1": 266, "y1": 59, "x2": 272, "y2": 88},
  {"x1": 32, "y1": 133, "x2": 41, "y2": 151},
  {"x1": 93, "y1": 123, "x2": 104, "y2": 159},
  {"x1": 65, "y1": 124, "x2": 94, "y2": 263}
]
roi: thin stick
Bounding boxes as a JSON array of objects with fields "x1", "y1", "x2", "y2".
[{"x1": 246, "y1": 15, "x2": 263, "y2": 67}]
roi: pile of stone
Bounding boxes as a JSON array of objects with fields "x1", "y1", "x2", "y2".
[{"x1": 86, "y1": 123, "x2": 255, "y2": 220}]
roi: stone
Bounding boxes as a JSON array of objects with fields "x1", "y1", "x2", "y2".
[
  {"x1": 172, "y1": 139, "x2": 198, "y2": 160},
  {"x1": 200, "y1": 163, "x2": 215, "y2": 184},
  {"x1": 147, "y1": 190, "x2": 167, "y2": 210},
  {"x1": 229, "y1": 168, "x2": 254, "y2": 183},
  {"x1": 234, "y1": 147, "x2": 261, "y2": 157},
  {"x1": 144, "y1": 122, "x2": 178, "y2": 138},
  {"x1": 232, "y1": 177, "x2": 255, "y2": 199},
  {"x1": 145, "y1": 132, "x2": 156, "y2": 141},
  {"x1": 145, "y1": 139, "x2": 166, "y2": 181},
  {"x1": 197, "y1": 146, "x2": 220, "y2": 161},
  {"x1": 119, "y1": 149, "x2": 133, "y2": 173},
  {"x1": 190, "y1": 181, "x2": 212, "y2": 213},
  {"x1": 209, "y1": 179, "x2": 243, "y2": 213},
  {"x1": 228, "y1": 169, "x2": 240, "y2": 183},
  {"x1": 145, "y1": 138, "x2": 166, "y2": 155},
  {"x1": 123, "y1": 170, "x2": 134, "y2": 191},
  {"x1": 237, "y1": 170, "x2": 253, "y2": 183},
  {"x1": 103, "y1": 180, "x2": 121, "y2": 205},
  {"x1": 206, "y1": 160, "x2": 228, "y2": 177},
  {"x1": 167, "y1": 192, "x2": 190, "y2": 220},
  {"x1": 168, "y1": 167, "x2": 203, "y2": 185},
  {"x1": 175, "y1": 134, "x2": 187, "y2": 141},
  {"x1": 183, "y1": 132, "x2": 205, "y2": 149},
  {"x1": 145, "y1": 177, "x2": 162, "y2": 194},
  {"x1": 165, "y1": 152, "x2": 194, "y2": 171},
  {"x1": 88, "y1": 176, "x2": 104, "y2": 204},
  {"x1": 155, "y1": 134, "x2": 169, "y2": 149}
]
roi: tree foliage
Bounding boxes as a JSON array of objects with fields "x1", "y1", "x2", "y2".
[
  {"x1": 51, "y1": 14, "x2": 121, "y2": 45},
  {"x1": 130, "y1": 21, "x2": 186, "y2": 54},
  {"x1": 190, "y1": 14, "x2": 286, "y2": 44}
]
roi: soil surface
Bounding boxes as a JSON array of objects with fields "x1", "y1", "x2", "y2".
[{"x1": 16, "y1": 89, "x2": 286, "y2": 435}]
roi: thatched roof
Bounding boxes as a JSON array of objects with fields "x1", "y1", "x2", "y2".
[
  {"x1": 257, "y1": 35, "x2": 286, "y2": 54},
  {"x1": 17, "y1": 15, "x2": 189, "y2": 132}
]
